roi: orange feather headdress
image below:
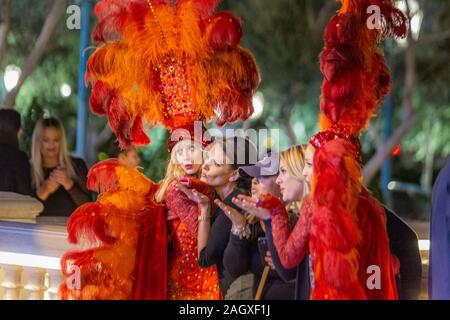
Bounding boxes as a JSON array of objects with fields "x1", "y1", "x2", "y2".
[{"x1": 86, "y1": 0, "x2": 260, "y2": 148}]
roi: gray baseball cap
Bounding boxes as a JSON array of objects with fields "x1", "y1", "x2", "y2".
[{"x1": 239, "y1": 152, "x2": 280, "y2": 178}]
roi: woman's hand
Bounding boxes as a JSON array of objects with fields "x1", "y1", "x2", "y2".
[
  {"x1": 232, "y1": 195, "x2": 271, "y2": 220},
  {"x1": 175, "y1": 182, "x2": 210, "y2": 211},
  {"x1": 37, "y1": 175, "x2": 60, "y2": 200},
  {"x1": 265, "y1": 251, "x2": 276, "y2": 270},
  {"x1": 45, "y1": 175, "x2": 60, "y2": 194},
  {"x1": 215, "y1": 199, "x2": 251, "y2": 240},
  {"x1": 214, "y1": 199, "x2": 246, "y2": 228},
  {"x1": 177, "y1": 176, "x2": 193, "y2": 187},
  {"x1": 51, "y1": 168, "x2": 74, "y2": 191}
]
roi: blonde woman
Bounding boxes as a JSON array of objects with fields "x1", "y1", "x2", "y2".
[
  {"x1": 31, "y1": 118, "x2": 91, "y2": 217},
  {"x1": 231, "y1": 144, "x2": 312, "y2": 299},
  {"x1": 155, "y1": 131, "x2": 221, "y2": 300}
]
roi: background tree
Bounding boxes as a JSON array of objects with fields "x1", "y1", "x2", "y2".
[{"x1": 1, "y1": 0, "x2": 67, "y2": 108}]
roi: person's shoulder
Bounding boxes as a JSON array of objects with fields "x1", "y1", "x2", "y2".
[
  {"x1": 433, "y1": 158, "x2": 450, "y2": 190},
  {"x1": 69, "y1": 155, "x2": 87, "y2": 165},
  {"x1": 17, "y1": 149, "x2": 30, "y2": 164},
  {"x1": 384, "y1": 207, "x2": 419, "y2": 240},
  {"x1": 0, "y1": 144, "x2": 29, "y2": 162}
]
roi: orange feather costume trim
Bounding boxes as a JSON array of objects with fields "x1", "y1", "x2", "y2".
[
  {"x1": 309, "y1": 0, "x2": 407, "y2": 299},
  {"x1": 86, "y1": 0, "x2": 260, "y2": 148},
  {"x1": 60, "y1": 159, "x2": 167, "y2": 299}
]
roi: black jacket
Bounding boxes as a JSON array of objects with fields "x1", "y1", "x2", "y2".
[
  {"x1": 0, "y1": 144, "x2": 32, "y2": 196},
  {"x1": 34, "y1": 157, "x2": 91, "y2": 217},
  {"x1": 198, "y1": 188, "x2": 247, "y2": 296},
  {"x1": 264, "y1": 218, "x2": 310, "y2": 300},
  {"x1": 385, "y1": 208, "x2": 422, "y2": 300},
  {"x1": 223, "y1": 221, "x2": 297, "y2": 300}
]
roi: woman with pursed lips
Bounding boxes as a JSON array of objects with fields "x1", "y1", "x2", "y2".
[
  {"x1": 155, "y1": 134, "x2": 221, "y2": 300},
  {"x1": 176, "y1": 136, "x2": 256, "y2": 296}
]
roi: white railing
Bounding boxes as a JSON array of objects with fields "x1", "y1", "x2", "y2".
[{"x1": 0, "y1": 220, "x2": 69, "y2": 300}]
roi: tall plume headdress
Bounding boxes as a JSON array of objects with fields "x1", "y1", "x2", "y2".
[
  {"x1": 86, "y1": 0, "x2": 260, "y2": 148},
  {"x1": 309, "y1": 0, "x2": 407, "y2": 299}
]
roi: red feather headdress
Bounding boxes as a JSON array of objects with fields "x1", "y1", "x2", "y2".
[{"x1": 309, "y1": 0, "x2": 407, "y2": 300}]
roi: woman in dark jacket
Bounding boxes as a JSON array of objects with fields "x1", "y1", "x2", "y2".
[
  {"x1": 176, "y1": 136, "x2": 256, "y2": 296},
  {"x1": 30, "y1": 118, "x2": 91, "y2": 217},
  {"x1": 0, "y1": 109, "x2": 32, "y2": 196}
]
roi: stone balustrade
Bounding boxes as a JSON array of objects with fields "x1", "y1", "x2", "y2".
[{"x1": 0, "y1": 219, "x2": 69, "y2": 300}]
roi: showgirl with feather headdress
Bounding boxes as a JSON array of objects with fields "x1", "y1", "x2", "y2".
[
  {"x1": 255, "y1": 0, "x2": 407, "y2": 299},
  {"x1": 60, "y1": 0, "x2": 260, "y2": 300},
  {"x1": 308, "y1": 0, "x2": 407, "y2": 299}
]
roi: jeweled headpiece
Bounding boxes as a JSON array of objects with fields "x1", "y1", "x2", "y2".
[
  {"x1": 86, "y1": 0, "x2": 260, "y2": 148},
  {"x1": 310, "y1": 124, "x2": 362, "y2": 162}
]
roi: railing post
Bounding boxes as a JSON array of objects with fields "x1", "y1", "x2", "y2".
[
  {"x1": 47, "y1": 269, "x2": 63, "y2": 300},
  {"x1": 23, "y1": 267, "x2": 47, "y2": 300},
  {"x1": 0, "y1": 264, "x2": 24, "y2": 300}
]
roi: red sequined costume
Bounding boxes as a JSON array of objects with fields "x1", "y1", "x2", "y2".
[
  {"x1": 165, "y1": 178, "x2": 221, "y2": 300},
  {"x1": 263, "y1": 197, "x2": 312, "y2": 270},
  {"x1": 258, "y1": 0, "x2": 407, "y2": 300}
]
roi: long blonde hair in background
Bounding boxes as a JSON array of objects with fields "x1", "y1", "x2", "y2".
[
  {"x1": 279, "y1": 144, "x2": 309, "y2": 211},
  {"x1": 154, "y1": 139, "x2": 202, "y2": 203},
  {"x1": 31, "y1": 118, "x2": 76, "y2": 187}
]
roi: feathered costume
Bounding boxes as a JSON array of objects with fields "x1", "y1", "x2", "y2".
[
  {"x1": 257, "y1": 0, "x2": 407, "y2": 300},
  {"x1": 309, "y1": 0, "x2": 407, "y2": 299},
  {"x1": 61, "y1": 0, "x2": 259, "y2": 299},
  {"x1": 60, "y1": 159, "x2": 167, "y2": 299}
]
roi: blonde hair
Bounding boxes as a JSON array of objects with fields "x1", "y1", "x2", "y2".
[
  {"x1": 154, "y1": 139, "x2": 202, "y2": 203},
  {"x1": 31, "y1": 118, "x2": 76, "y2": 187},
  {"x1": 279, "y1": 144, "x2": 309, "y2": 211}
]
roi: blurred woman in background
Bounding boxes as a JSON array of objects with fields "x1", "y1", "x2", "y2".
[{"x1": 31, "y1": 117, "x2": 91, "y2": 217}]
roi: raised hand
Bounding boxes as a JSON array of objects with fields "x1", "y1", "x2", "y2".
[
  {"x1": 177, "y1": 176, "x2": 193, "y2": 187},
  {"x1": 51, "y1": 168, "x2": 74, "y2": 191},
  {"x1": 265, "y1": 251, "x2": 276, "y2": 270},
  {"x1": 175, "y1": 182, "x2": 210, "y2": 209},
  {"x1": 214, "y1": 199, "x2": 246, "y2": 228},
  {"x1": 45, "y1": 174, "x2": 61, "y2": 194},
  {"x1": 232, "y1": 194, "x2": 271, "y2": 220}
]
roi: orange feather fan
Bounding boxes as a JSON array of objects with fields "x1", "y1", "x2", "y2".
[
  {"x1": 60, "y1": 160, "x2": 166, "y2": 300},
  {"x1": 86, "y1": 0, "x2": 260, "y2": 148}
]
